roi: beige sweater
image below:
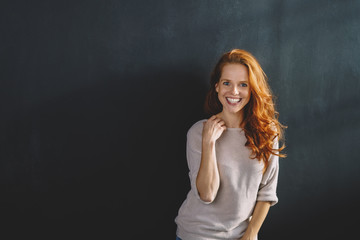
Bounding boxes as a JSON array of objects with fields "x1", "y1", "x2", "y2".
[{"x1": 175, "y1": 119, "x2": 279, "y2": 240}]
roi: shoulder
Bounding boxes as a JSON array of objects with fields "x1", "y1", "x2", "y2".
[
  {"x1": 186, "y1": 119, "x2": 207, "y2": 149},
  {"x1": 187, "y1": 119, "x2": 207, "y2": 137}
]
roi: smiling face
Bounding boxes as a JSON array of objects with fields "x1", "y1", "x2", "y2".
[{"x1": 215, "y1": 63, "x2": 251, "y2": 115}]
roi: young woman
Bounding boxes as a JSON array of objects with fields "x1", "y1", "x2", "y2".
[{"x1": 174, "y1": 49, "x2": 286, "y2": 240}]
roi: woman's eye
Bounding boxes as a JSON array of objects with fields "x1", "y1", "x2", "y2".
[
  {"x1": 223, "y1": 82, "x2": 230, "y2": 86},
  {"x1": 241, "y1": 83, "x2": 248, "y2": 87}
]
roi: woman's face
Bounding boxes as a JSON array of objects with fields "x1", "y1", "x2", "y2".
[{"x1": 215, "y1": 63, "x2": 251, "y2": 115}]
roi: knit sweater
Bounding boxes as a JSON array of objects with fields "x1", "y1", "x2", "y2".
[{"x1": 175, "y1": 119, "x2": 279, "y2": 240}]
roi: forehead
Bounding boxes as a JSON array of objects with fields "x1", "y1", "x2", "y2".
[{"x1": 220, "y1": 64, "x2": 249, "y2": 81}]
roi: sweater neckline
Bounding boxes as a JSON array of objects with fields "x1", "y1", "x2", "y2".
[{"x1": 226, "y1": 128, "x2": 244, "y2": 131}]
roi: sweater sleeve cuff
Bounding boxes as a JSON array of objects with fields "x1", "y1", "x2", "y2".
[{"x1": 256, "y1": 195, "x2": 278, "y2": 206}]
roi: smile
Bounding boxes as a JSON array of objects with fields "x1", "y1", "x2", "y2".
[{"x1": 226, "y1": 97, "x2": 241, "y2": 103}]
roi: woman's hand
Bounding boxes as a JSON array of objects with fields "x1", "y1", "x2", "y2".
[
  {"x1": 239, "y1": 201, "x2": 271, "y2": 240},
  {"x1": 239, "y1": 232, "x2": 256, "y2": 240},
  {"x1": 202, "y1": 115, "x2": 226, "y2": 144}
]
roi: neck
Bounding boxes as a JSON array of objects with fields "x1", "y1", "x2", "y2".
[{"x1": 216, "y1": 111, "x2": 245, "y2": 128}]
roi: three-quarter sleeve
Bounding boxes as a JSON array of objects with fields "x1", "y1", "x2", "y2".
[
  {"x1": 256, "y1": 139, "x2": 280, "y2": 206},
  {"x1": 186, "y1": 122, "x2": 212, "y2": 204}
]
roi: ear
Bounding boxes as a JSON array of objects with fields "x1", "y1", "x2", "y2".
[{"x1": 215, "y1": 83, "x2": 219, "y2": 93}]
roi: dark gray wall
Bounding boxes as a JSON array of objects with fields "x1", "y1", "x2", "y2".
[{"x1": 1, "y1": 0, "x2": 359, "y2": 239}]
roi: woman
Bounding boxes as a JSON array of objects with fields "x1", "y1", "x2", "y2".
[{"x1": 174, "y1": 49, "x2": 286, "y2": 240}]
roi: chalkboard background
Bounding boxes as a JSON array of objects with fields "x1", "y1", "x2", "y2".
[{"x1": 1, "y1": 0, "x2": 359, "y2": 239}]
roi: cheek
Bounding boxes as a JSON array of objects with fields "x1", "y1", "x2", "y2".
[
  {"x1": 217, "y1": 86, "x2": 226, "y2": 94},
  {"x1": 240, "y1": 88, "x2": 251, "y2": 97}
]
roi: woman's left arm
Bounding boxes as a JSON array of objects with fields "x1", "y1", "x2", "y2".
[
  {"x1": 239, "y1": 201, "x2": 271, "y2": 240},
  {"x1": 241, "y1": 139, "x2": 280, "y2": 240}
]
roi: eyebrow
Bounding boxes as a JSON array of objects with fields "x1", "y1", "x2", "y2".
[{"x1": 220, "y1": 78, "x2": 249, "y2": 83}]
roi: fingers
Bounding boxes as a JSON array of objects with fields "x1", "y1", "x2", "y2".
[
  {"x1": 209, "y1": 115, "x2": 221, "y2": 123},
  {"x1": 206, "y1": 115, "x2": 226, "y2": 130},
  {"x1": 212, "y1": 115, "x2": 225, "y2": 126},
  {"x1": 202, "y1": 116, "x2": 227, "y2": 142},
  {"x1": 216, "y1": 121, "x2": 226, "y2": 129}
]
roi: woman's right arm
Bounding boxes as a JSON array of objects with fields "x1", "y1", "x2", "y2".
[{"x1": 196, "y1": 115, "x2": 226, "y2": 203}]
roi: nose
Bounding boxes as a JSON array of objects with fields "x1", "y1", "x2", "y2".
[{"x1": 231, "y1": 86, "x2": 239, "y2": 95}]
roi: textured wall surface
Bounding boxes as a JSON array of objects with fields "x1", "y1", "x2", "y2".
[{"x1": 1, "y1": 0, "x2": 359, "y2": 239}]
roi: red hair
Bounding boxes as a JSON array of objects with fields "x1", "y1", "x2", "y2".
[{"x1": 204, "y1": 49, "x2": 286, "y2": 171}]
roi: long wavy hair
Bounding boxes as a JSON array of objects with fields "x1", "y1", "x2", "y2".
[{"x1": 204, "y1": 49, "x2": 286, "y2": 172}]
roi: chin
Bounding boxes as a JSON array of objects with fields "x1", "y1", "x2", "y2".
[{"x1": 224, "y1": 107, "x2": 243, "y2": 114}]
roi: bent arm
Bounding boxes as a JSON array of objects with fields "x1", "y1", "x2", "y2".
[
  {"x1": 240, "y1": 201, "x2": 271, "y2": 240},
  {"x1": 195, "y1": 140, "x2": 220, "y2": 203}
]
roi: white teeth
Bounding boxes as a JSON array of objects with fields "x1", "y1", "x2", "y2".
[{"x1": 226, "y1": 97, "x2": 241, "y2": 103}]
